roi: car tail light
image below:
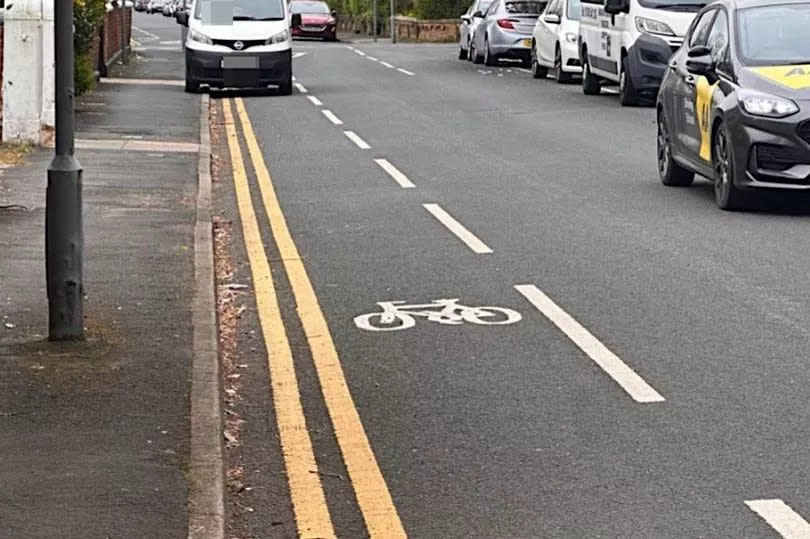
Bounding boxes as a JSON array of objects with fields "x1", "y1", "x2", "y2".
[{"x1": 497, "y1": 18, "x2": 518, "y2": 29}]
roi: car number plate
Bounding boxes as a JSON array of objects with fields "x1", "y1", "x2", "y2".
[
  {"x1": 221, "y1": 56, "x2": 259, "y2": 69},
  {"x1": 522, "y1": 38, "x2": 532, "y2": 48}
]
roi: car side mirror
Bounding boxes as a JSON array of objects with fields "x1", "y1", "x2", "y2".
[
  {"x1": 473, "y1": 10, "x2": 484, "y2": 18},
  {"x1": 604, "y1": 0, "x2": 629, "y2": 15},
  {"x1": 686, "y1": 47, "x2": 715, "y2": 76},
  {"x1": 461, "y1": 14, "x2": 471, "y2": 23},
  {"x1": 175, "y1": 10, "x2": 188, "y2": 26},
  {"x1": 543, "y1": 13, "x2": 561, "y2": 24},
  {"x1": 291, "y1": 13, "x2": 302, "y2": 27}
]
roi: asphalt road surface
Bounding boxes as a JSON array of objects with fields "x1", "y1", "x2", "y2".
[{"x1": 201, "y1": 27, "x2": 810, "y2": 539}]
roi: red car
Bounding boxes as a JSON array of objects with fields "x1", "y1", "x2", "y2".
[{"x1": 290, "y1": 0, "x2": 338, "y2": 41}]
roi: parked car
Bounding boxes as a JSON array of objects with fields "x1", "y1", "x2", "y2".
[
  {"x1": 148, "y1": 0, "x2": 167, "y2": 14},
  {"x1": 458, "y1": 0, "x2": 492, "y2": 60},
  {"x1": 289, "y1": 0, "x2": 337, "y2": 41},
  {"x1": 178, "y1": 0, "x2": 299, "y2": 94},
  {"x1": 134, "y1": 0, "x2": 150, "y2": 12},
  {"x1": 470, "y1": 0, "x2": 548, "y2": 67},
  {"x1": 656, "y1": 0, "x2": 810, "y2": 210},
  {"x1": 530, "y1": 0, "x2": 581, "y2": 82},
  {"x1": 162, "y1": 1, "x2": 175, "y2": 16},
  {"x1": 579, "y1": 0, "x2": 704, "y2": 105}
]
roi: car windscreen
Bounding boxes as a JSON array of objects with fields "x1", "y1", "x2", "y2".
[
  {"x1": 504, "y1": 1, "x2": 547, "y2": 14},
  {"x1": 478, "y1": 0, "x2": 492, "y2": 13},
  {"x1": 637, "y1": 0, "x2": 706, "y2": 10},
  {"x1": 736, "y1": 3, "x2": 810, "y2": 66},
  {"x1": 290, "y1": 2, "x2": 330, "y2": 14},
  {"x1": 567, "y1": 0, "x2": 580, "y2": 19},
  {"x1": 194, "y1": 0, "x2": 285, "y2": 21}
]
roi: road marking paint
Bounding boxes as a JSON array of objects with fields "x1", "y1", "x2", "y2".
[
  {"x1": 367, "y1": 56, "x2": 379, "y2": 61},
  {"x1": 307, "y1": 96, "x2": 324, "y2": 106},
  {"x1": 160, "y1": 40, "x2": 181, "y2": 45},
  {"x1": 293, "y1": 51, "x2": 308, "y2": 58},
  {"x1": 514, "y1": 284, "x2": 665, "y2": 403},
  {"x1": 746, "y1": 500, "x2": 810, "y2": 538},
  {"x1": 292, "y1": 76, "x2": 297, "y2": 81},
  {"x1": 234, "y1": 98, "x2": 407, "y2": 538},
  {"x1": 343, "y1": 130, "x2": 371, "y2": 149},
  {"x1": 505, "y1": 68, "x2": 513, "y2": 73},
  {"x1": 397, "y1": 68, "x2": 415, "y2": 76},
  {"x1": 100, "y1": 77, "x2": 184, "y2": 87},
  {"x1": 321, "y1": 109, "x2": 344, "y2": 125},
  {"x1": 295, "y1": 82, "x2": 308, "y2": 93},
  {"x1": 354, "y1": 49, "x2": 367, "y2": 56},
  {"x1": 356, "y1": 298, "x2": 521, "y2": 331},
  {"x1": 132, "y1": 26, "x2": 160, "y2": 40},
  {"x1": 423, "y1": 203, "x2": 493, "y2": 254},
  {"x1": 516, "y1": 67, "x2": 532, "y2": 74},
  {"x1": 374, "y1": 159, "x2": 415, "y2": 189},
  {"x1": 222, "y1": 99, "x2": 336, "y2": 538},
  {"x1": 380, "y1": 61, "x2": 395, "y2": 68}
]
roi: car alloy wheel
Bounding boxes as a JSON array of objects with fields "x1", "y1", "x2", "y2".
[
  {"x1": 657, "y1": 115, "x2": 670, "y2": 177},
  {"x1": 712, "y1": 124, "x2": 746, "y2": 210}
]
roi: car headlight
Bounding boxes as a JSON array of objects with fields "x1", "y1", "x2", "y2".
[
  {"x1": 564, "y1": 32, "x2": 577, "y2": 43},
  {"x1": 739, "y1": 89, "x2": 799, "y2": 118},
  {"x1": 266, "y1": 29, "x2": 289, "y2": 44},
  {"x1": 635, "y1": 17, "x2": 675, "y2": 36},
  {"x1": 189, "y1": 29, "x2": 213, "y2": 45}
]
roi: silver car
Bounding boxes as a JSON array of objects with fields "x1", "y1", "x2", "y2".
[
  {"x1": 470, "y1": 0, "x2": 547, "y2": 67},
  {"x1": 458, "y1": 0, "x2": 493, "y2": 60}
]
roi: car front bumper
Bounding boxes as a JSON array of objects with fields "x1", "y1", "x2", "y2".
[
  {"x1": 292, "y1": 26, "x2": 336, "y2": 39},
  {"x1": 727, "y1": 106, "x2": 810, "y2": 190},
  {"x1": 186, "y1": 47, "x2": 292, "y2": 89}
]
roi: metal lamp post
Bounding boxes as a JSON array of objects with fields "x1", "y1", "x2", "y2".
[{"x1": 46, "y1": 0, "x2": 84, "y2": 340}]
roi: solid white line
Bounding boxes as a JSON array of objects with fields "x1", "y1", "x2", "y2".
[
  {"x1": 293, "y1": 52, "x2": 308, "y2": 58},
  {"x1": 374, "y1": 159, "x2": 415, "y2": 189},
  {"x1": 367, "y1": 56, "x2": 379, "y2": 62},
  {"x1": 397, "y1": 68, "x2": 415, "y2": 76},
  {"x1": 343, "y1": 131, "x2": 371, "y2": 149},
  {"x1": 307, "y1": 96, "x2": 324, "y2": 106},
  {"x1": 516, "y1": 67, "x2": 532, "y2": 74},
  {"x1": 380, "y1": 61, "x2": 395, "y2": 68},
  {"x1": 295, "y1": 82, "x2": 308, "y2": 93},
  {"x1": 746, "y1": 500, "x2": 810, "y2": 538},
  {"x1": 132, "y1": 26, "x2": 160, "y2": 40},
  {"x1": 423, "y1": 204, "x2": 493, "y2": 254},
  {"x1": 321, "y1": 109, "x2": 343, "y2": 125},
  {"x1": 354, "y1": 49, "x2": 367, "y2": 56},
  {"x1": 514, "y1": 284, "x2": 665, "y2": 403}
]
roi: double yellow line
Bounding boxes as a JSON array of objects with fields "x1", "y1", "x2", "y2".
[{"x1": 222, "y1": 99, "x2": 406, "y2": 539}]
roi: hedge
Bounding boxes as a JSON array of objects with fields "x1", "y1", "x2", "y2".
[{"x1": 74, "y1": 0, "x2": 106, "y2": 95}]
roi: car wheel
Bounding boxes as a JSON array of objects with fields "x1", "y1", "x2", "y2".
[
  {"x1": 554, "y1": 46, "x2": 571, "y2": 84},
  {"x1": 531, "y1": 45, "x2": 548, "y2": 79},
  {"x1": 657, "y1": 110, "x2": 694, "y2": 187},
  {"x1": 619, "y1": 59, "x2": 641, "y2": 106},
  {"x1": 184, "y1": 64, "x2": 200, "y2": 94},
  {"x1": 484, "y1": 40, "x2": 498, "y2": 66},
  {"x1": 581, "y1": 55, "x2": 601, "y2": 95},
  {"x1": 278, "y1": 75, "x2": 293, "y2": 96},
  {"x1": 459, "y1": 46, "x2": 468, "y2": 60},
  {"x1": 712, "y1": 122, "x2": 747, "y2": 211}
]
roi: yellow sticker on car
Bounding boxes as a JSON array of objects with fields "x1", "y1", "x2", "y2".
[
  {"x1": 695, "y1": 76, "x2": 720, "y2": 162},
  {"x1": 751, "y1": 64, "x2": 810, "y2": 90}
]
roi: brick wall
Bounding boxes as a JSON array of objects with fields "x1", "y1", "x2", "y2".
[
  {"x1": 395, "y1": 17, "x2": 458, "y2": 42},
  {"x1": 103, "y1": 6, "x2": 132, "y2": 64}
]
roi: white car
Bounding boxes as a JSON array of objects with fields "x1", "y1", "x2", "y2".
[
  {"x1": 530, "y1": 0, "x2": 581, "y2": 82},
  {"x1": 458, "y1": 0, "x2": 493, "y2": 60}
]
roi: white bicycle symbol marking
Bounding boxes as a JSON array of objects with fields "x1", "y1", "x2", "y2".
[{"x1": 354, "y1": 298, "x2": 522, "y2": 332}]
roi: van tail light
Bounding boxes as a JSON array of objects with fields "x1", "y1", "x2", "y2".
[{"x1": 497, "y1": 18, "x2": 518, "y2": 29}]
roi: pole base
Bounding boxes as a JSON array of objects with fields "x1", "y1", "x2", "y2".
[{"x1": 46, "y1": 160, "x2": 84, "y2": 341}]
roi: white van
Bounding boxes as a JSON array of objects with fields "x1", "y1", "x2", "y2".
[
  {"x1": 578, "y1": 0, "x2": 705, "y2": 105},
  {"x1": 177, "y1": 0, "x2": 301, "y2": 94}
]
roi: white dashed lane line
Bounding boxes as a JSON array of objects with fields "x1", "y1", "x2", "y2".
[
  {"x1": 423, "y1": 204, "x2": 493, "y2": 254},
  {"x1": 355, "y1": 50, "x2": 367, "y2": 56},
  {"x1": 295, "y1": 82, "x2": 308, "y2": 93},
  {"x1": 746, "y1": 500, "x2": 810, "y2": 539},
  {"x1": 374, "y1": 159, "x2": 415, "y2": 189},
  {"x1": 307, "y1": 96, "x2": 323, "y2": 106},
  {"x1": 367, "y1": 56, "x2": 379, "y2": 62},
  {"x1": 397, "y1": 68, "x2": 415, "y2": 76},
  {"x1": 321, "y1": 109, "x2": 344, "y2": 125},
  {"x1": 343, "y1": 131, "x2": 371, "y2": 150},
  {"x1": 514, "y1": 284, "x2": 665, "y2": 404},
  {"x1": 380, "y1": 61, "x2": 395, "y2": 68}
]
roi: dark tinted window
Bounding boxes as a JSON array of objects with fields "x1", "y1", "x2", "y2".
[
  {"x1": 688, "y1": 8, "x2": 715, "y2": 48},
  {"x1": 505, "y1": 1, "x2": 547, "y2": 14}
]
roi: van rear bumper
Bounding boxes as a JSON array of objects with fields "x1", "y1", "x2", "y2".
[
  {"x1": 625, "y1": 34, "x2": 678, "y2": 96},
  {"x1": 186, "y1": 48, "x2": 292, "y2": 88}
]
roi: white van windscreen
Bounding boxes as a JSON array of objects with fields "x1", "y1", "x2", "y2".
[
  {"x1": 195, "y1": 0, "x2": 286, "y2": 23},
  {"x1": 637, "y1": 0, "x2": 706, "y2": 10}
]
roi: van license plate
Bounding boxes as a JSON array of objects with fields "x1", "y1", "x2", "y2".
[{"x1": 222, "y1": 56, "x2": 259, "y2": 69}]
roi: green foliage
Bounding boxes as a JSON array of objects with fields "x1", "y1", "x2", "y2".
[
  {"x1": 334, "y1": 0, "x2": 461, "y2": 20},
  {"x1": 74, "y1": 0, "x2": 106, "y2": 94},
  {"x1": 413, "y1": 0, "x2": 468, "y2": 18}
]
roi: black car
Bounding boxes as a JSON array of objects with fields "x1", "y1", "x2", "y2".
[{"x1": 656, "y1": 0, "x2": 810, "y2": 210}]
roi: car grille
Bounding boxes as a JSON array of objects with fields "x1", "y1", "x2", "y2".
[
  {"x1": 798, "y1": 121, "x2": 810, "y2": 145},
  {"x1": 212, "y1": 39, "x2": 266, "y2": 50},
  {"x1": 755, "y1": 144, "x2": 807, "y2": 172}
]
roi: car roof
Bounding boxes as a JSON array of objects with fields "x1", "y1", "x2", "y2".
[{"x1": 716, "y1": 0, "x2": 809, "y2": 9}]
